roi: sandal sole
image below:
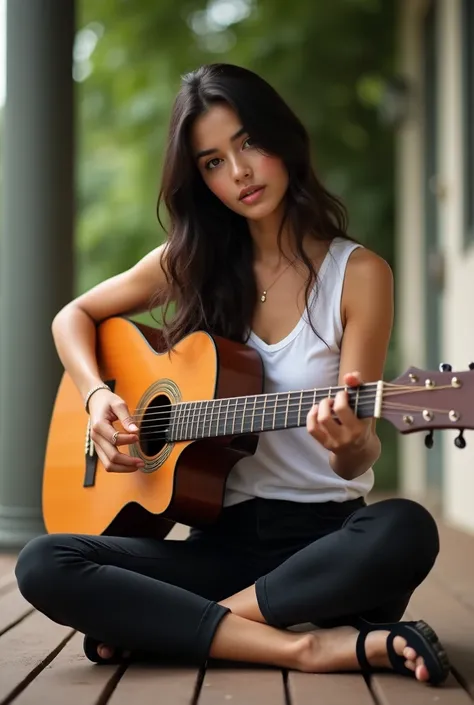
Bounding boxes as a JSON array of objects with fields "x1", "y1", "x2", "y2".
[{"x1": 412, "y1": 620, "x2": 451, "y2": 683}]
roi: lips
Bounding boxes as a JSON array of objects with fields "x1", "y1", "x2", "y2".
[{"x1": 239, "y1": 185, "x2": 265, "y2": 201}]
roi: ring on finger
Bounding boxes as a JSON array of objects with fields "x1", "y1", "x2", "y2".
[{"x1": 111, "y1": 430, "x2": 120, "y2": 446}]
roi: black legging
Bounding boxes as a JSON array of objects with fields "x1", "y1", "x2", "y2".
[{"x1": 15, "y1": 497, "x2": 439, "y2": 665}]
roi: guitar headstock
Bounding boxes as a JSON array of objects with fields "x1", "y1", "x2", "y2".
[{"x1": 383, "y1": 363, "x2": 474, "y2": 448}]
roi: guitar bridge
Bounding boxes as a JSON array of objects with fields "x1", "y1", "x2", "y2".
[
  {"x1": 85, "y1": 418, "x2": 95, "y2": 457},
  {"x1": 83, "y1": 378, "x2": 115, "y2": 487}
]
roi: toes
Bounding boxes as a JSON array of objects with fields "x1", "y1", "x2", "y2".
[
  {"x1": 403, "y1": 646, "x2": 418, "y2": 661},
  {"x1": 394, "y1": 636, "x2": 418, "y2": 664},
  {"x1": 404, "y1": 654, "x2": 429, "y2": 681},
  {"x1": 95, "y1": 644, "x2": 132, "y2": 662},
  {"x1": 415, "y1": 655, "x2": 429, "y2": 682},
  {"x1": 384, "y1": 635, "x2": 421, "y2": 674},
  {"x1": 416, "y1": 661, "x2": 429, "y2": 682},
  {"x1": 97, "y1": 644, "x2": 114, "y2": 660},
  {"x1": 403, "y1": 652, "x2": 429, "y2": 681},
  {"x1": 392, "y1": 636, "x2": 407, "y2": 656},
  {"x1": 394, "y1": 637, "x2": 420, "y2": 665}
]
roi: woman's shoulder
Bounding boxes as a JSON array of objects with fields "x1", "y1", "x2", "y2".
[
  {"x1": 323, "y1": 237, "x2": 392, "y2": 282},
  {"x1": 70, "y1": 243, "x2": 171, "y2": 323},
  {"x1": 341, "y1": 244, "x2": 394, "y2": 326},
  {"x1": 344, "y1": 244, "x2": 393, "y2": 283}
]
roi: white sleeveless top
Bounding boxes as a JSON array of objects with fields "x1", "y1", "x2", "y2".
[{"x1": 224, "y1": 237, "x2": 375, "y2": 507}]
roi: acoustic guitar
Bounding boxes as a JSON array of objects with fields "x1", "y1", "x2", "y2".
[{"x1": 42, "y1": 316, "x2": 474, "y2": 539}]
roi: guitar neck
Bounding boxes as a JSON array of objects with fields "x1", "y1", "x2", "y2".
[{"x1": 169, "y1": 382, "x2": 382, "y2": 442}]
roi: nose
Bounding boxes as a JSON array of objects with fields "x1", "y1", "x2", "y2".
[{"x1": 230, "y1": 155, "x2": 252, "y2": 182}]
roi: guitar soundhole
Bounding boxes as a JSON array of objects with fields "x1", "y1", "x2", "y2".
[{"x1": 139, "y1": 394, "x2": 170, "y2": 457}]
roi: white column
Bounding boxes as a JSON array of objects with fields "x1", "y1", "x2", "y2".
[{"x1": 395, "y1": 0, "x2": 428, "y2": 499}]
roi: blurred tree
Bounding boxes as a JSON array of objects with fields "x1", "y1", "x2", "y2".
[
  {"x1": 77, "y1": 0, "x2": 396, "y2": 285},
  {"x1": 76, "y1": 0, "x2": 398, "y2": 488}
]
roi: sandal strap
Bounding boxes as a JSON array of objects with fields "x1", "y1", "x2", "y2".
[
  {"x1": 356, "y1": 620, "x2": 450, "y2": 686},
  {"x1": 355, "y1": 621, "x2": 416, "y2": 675},
  {"x1": 355, "y1": 628, "x2": 373, "y2": 673}
]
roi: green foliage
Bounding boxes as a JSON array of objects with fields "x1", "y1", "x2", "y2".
[
  {"x1": 77, "y1": 0, "x2": 396, "y2": 285},
  {"x1": 77, "y1": 0, "x2": 398, "y2": 487}
]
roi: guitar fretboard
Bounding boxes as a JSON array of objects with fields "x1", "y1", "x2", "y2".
[{"x1": 167, "y1": 383, "x2": 379, "y2": 442}]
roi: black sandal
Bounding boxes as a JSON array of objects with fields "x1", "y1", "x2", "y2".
[
  {"x1": 83, "y1": 635, "x2": 133, "y2": 665},
  {"x1": 356, "y1": 619, "x2": 450, "y2": 686}
]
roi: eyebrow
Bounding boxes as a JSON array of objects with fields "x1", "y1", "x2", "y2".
[{"x1": 195, "y1": 126, "x2": 247, "y2": 160}]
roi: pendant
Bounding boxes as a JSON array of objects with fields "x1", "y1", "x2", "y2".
[{"x1": 261, "y1": 291, "x2": 267, "y2": 303}]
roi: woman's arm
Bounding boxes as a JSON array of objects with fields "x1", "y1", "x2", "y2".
[
  {"x1": 52, "y1": 244, "x2": 169, "y2": 403},
  {"x1": 330, "y1": 247, "x2": 394, "y2": 479},
  {"x1": 306, "y1": 246, "x2": 394, "y2": 480}
]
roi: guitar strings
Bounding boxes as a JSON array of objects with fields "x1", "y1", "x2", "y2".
[
  {"x1": 129, "y1": 383, "x2": 379, "y2": 414},
  {"x1": 137, "y1": 401, "x2": 379, "y2": 440},
  {"x1": 136, "y1": 403, "x2": 457, "y2": 439},
  {"x1": 131, "y1": 388, "x2": 381, "y2": 430},
  {"x1": 87, "y1": 381, "x2": 462, "y2": 440},
  {"x1": 127, "y1": 383, "x2": 456, "y2": 427},
  {"x1": 136, "y1": 398, "x2": 458, "y2": 440},
  {"x1": 127, "y1": 380, "x2": 449, "y2": 415}
]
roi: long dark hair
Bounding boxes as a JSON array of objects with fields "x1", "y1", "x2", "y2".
[{"x1": 155, "y1": 63, "x2": 351, "y2": 350}]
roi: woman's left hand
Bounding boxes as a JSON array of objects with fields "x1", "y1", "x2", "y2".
[{"x1": 306, "y1": 371, "x2": 371, "y2": 454}]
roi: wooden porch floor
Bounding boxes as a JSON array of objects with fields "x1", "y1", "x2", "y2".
[{"x1": 1, "y1": 509, "x2": 474, "y2": 705}]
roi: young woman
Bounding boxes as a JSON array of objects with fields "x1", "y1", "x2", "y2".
[{"x1": 15, "y1": 63, "x2": 449, "y2": 685}]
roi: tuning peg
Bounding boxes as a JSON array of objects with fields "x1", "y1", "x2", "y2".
[
  {"x1": 439, "y1": 363, "x2": 452, "y2": 372},
  {"x1": 454, "y1": 430, "x2": 467, "y2": 449},
  {"x1": 424, "y1": 430, "x2": 434, "y2": 449},
  {"x1": 469, "y1": 362, "x2": 474, "y2": 371}
]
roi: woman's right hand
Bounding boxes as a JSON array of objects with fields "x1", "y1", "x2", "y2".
[{"x1": 88, "y1": 390, "x2": 145, "y2": 472}]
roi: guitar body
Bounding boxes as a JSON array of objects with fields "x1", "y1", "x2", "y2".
[{"x1": 42, "y1": 317, "x2": 263, "y2": 538}]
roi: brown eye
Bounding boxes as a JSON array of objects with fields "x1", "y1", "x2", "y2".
[{"x1": 205, "y1": 158, "x2": 221, "y2": 170}]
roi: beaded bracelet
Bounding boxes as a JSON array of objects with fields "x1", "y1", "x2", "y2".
[{"x1": 84, "y1": 383, "x2": 111, "y2": 414}]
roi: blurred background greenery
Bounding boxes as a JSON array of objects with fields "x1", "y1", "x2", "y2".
[{"x1": 76, "y1": 0, "x2": 398, "y2": 488}]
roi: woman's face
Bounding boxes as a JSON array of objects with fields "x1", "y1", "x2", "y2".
[{"x1": 191, "y1": 103, "x2": 289, "y2": 221}]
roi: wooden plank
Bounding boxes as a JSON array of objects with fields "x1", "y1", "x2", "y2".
[
  {"x1": 0, "y1": 574, "x2": 17, "y2": 599},
  {"x1": 370, "y1": 573, "x2": 474, "y2": 705},
  {"x1": 288, "y1": 672, "x2": 375, "y2": 705},
  {"x1": 371, "y1": 672, "x2": 472, "y2": 705},
  {"x1": 432, "y1": 521, "x2": 474, "y2": 612},
  {"x1": 0, "y1": 555, "x2": 16, "y2": 577},
  {"x1": 12, "y1": 631, "x2": 123, "y2": 705},
  {"x1": 166, "y1": 524, "x2": 190, "y2": 541},
  {"x1": 198, "y1": 667, "x2": 286, "y2": 705},
  {"x1": 0, "y1": 610, "x2": 73, "y2": 704},
  {"x1": 0, "y1": 556, "x2": 16, "y2": 594},
  {"x1": 0, "y1": 554, "x2": 18, "y2": 598},
  {"x1": 109, "y1": 665, "x2": 200, "y2": 705},
  {"x1": 0, "y1": 588, "x2": 33, "y2": 635},
  {"x1": 405, "y1": 575, "x2": 474, "y2": 698}
]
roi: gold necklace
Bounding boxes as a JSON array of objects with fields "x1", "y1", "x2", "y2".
[{"x1": 259, "y1": 257, "x2": 297, "y2": 303}]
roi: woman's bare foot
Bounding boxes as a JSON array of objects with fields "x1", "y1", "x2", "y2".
[{"x1": 297, "y1": 626, "x2": 430, "y2": 681}]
